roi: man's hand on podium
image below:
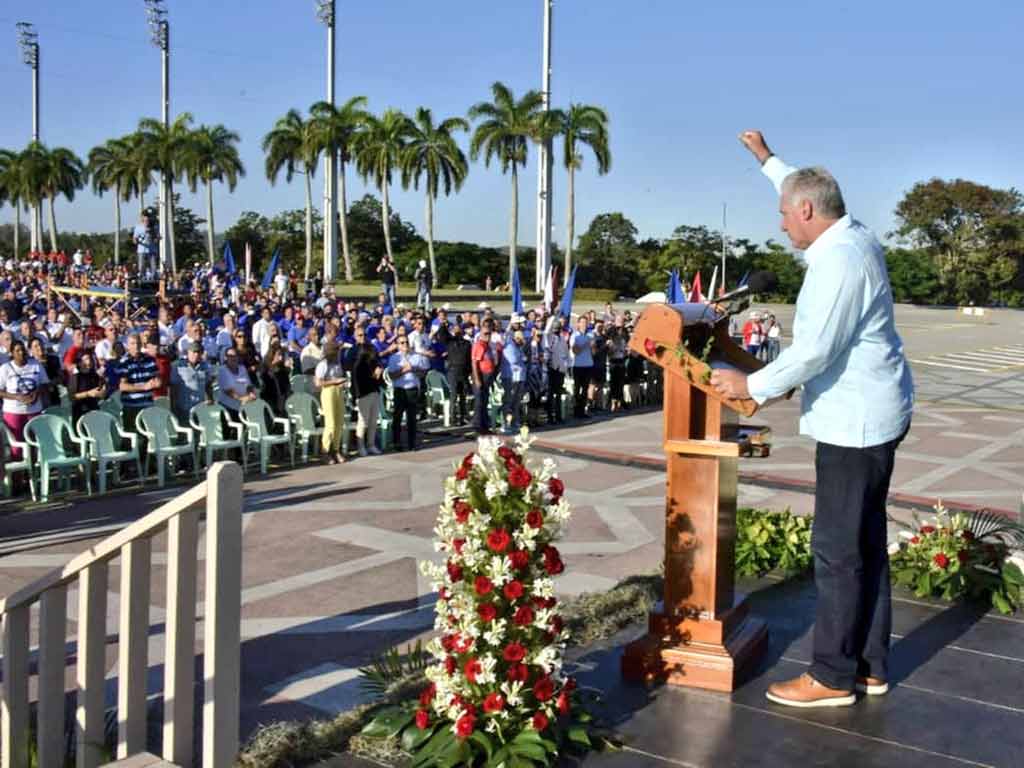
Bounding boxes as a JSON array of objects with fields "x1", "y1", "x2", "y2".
[
  {"x1": 710, "y1": 369, "x2": 751, "y2": 401},
  {"x1": 738, "y1": 130, "x2": 773, "y2": 165}
]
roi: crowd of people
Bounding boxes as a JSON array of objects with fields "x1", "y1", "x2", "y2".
[{"x1": 0, "y1": 254, "x2": 662, "y2": 495}]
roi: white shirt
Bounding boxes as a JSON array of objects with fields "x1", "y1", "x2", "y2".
[
  {"x1": 0, "y1": 359, "x2": 49, "y2": 415},
  {"x1": 158, "y1": 322, "x2": 177, "y2": 346},
  {"x1": 274, "y1": 273, "x2": 288, "y2": 297},
  {"x1": 95, "y1": 338, "x2": 116, "y2": 362},
  {"x1": 216, "y1": 364, "x2": 252, "y2": 411},
  {"x1": 251, "y1": 318, "x2": 273, "y2": 354},
  {"x1": 747, "y1": 156, "x2": 914, "y2": 448},
  {"x1": 314, "y1": 358, "x2": 345, "y2": 384}
]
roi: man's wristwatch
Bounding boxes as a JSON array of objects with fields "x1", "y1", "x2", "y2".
[{"x1": 760, "y1": 152, "x2": 774, "y2": 166}]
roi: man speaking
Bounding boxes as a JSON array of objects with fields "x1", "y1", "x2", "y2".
[{"x1": 710, "y1": 131, "x2": 914, "y2": 708}]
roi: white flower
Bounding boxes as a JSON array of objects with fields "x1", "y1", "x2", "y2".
[
  {"x1": 887, "y1": 541, "x2": 901, "y2": 555},
  {"x1": 485, "y1": 479, "x2": 509, "y2": 500},
  {"x1": 501, "y1": 680, "x2": 525, "y2": 707},
  {"x1": 485, "y1": 718, "x2": 499, "y2": 733},
  {"x1": 532, "y1": 646, "x2": 562, "y2": 674}
]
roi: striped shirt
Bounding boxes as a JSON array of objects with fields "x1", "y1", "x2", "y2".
[{"x1": 119, "y1": 353, "x2": 159, "y2": 409}]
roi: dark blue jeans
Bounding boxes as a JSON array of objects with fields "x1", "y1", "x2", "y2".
[
  {"x1": 474, "y1": 373, "x2": 494, "y2": 433},
  {"x1": 809, "y1": 429, "x2": 906, "y2": 691}
]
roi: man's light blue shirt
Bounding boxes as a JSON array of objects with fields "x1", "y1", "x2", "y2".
[
  {"x1": 746, "y1": 156, "x2": 914, "y2": 448},
  {"x1": 501, "y1": 342, "x2": 526, "y2": 383}
]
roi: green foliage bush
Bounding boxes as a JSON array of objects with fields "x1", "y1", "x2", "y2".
[{"x1": 734, "y1": 507, "x2": 813, "y2": 578}]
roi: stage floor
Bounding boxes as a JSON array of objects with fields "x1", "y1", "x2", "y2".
[{"x1": 570, "y1": 575, "x2": 1022, "y2": 768}]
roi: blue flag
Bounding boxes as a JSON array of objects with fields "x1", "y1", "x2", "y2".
[
  {"x1": 558, "y1": 266, "x2": 578, "y2": 320},
  {"x1": 738, "y1": 269, "x2": 751, "y2": 288},
  {"x1": 260, "y1": 246, "x2": 281, "y2": 290},
  {"x1": 511, "y1": 262, "x2": 524, "y2": 314},
  {"x1": 223, "y1": 241, "x2": 236, "y2": 275},
  {"x1": 666, "y1": 269, "x2": 684, "y2": 304}
]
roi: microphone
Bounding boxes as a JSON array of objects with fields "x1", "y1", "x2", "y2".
[{"x1": 714, "y1": 270, "x2": 778, "y2": 303}]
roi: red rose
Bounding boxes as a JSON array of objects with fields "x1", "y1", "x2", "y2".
[
  {"x1": 532, "y1": 712, "x2": 549, "y2": 731},
  {"x1": 452, "y1": 538, "x2": 466, "y2": 555},
  {"x1": 503, "y1": 580, "x2": 525, "y2": 600},
  {"x1": 933, "y1": 552, "x2": 950, "y2": 569},
  {"x1": 514, "y1": 605, "x2": 535, "y2": 626},
  {"x1": 441, "y1": 634, "x2": 457, "y2": 652},
  {"x1": 478, "y1": 603, "x2": 498, "y2": 622},
  {"x1": 557, "y1": 690, "x2": 571, "y2": 715},
  {"x1": 454, "y1": 635, "x2": 474, "y2": 653},
  {"x1": 475, "y1": 575, "x2": 494, "y2": 596},
  {"x1": 482, "y1": 692, "x2": 505, "y2": 713},
  {"x1": 464, "y1": 657, "x2": 483, "y2": 683},
  {"x1": 531, "y1": 596, "x2": 557, "y2": 609},
  {"x1": 920, "y1": 525, "x2": 936, "y2": 535},
  {"x1": 533, "y1": 676, "x2": 555, "y2": 702},
  {"x1": 506, "y1": 663, "x2": 529, "y2": 682},
  {"x1": 462, "y1": 452, "x2": 475, "y2": 468},
  {"x1": 415, "y1": 709, "x2": 430, "y2": 730},
  {"x1": 438, "y1": 587, "x2": 449, "y2": 601},
  {"x1": 455, "y1": 465, "x2": 469, "y2": 481},
  {"x1": 508, "y1": 550, "x2": 530, "y2": 570},
  {"x1": 447, "y1": 561, "x2": 464, "y2": 582},
  {"x1": 419, "y1": 683, "x2": 436, "y2": 706},
  {"x1": 526, "y1": 508, "x2": 544, "y2": 528},
  {"x1": 961, "y1": 530, "x2": 975, "y2": 541},
  {"x1": 550, "y1": 615, "x2": 564, "y2": 634},
  {"x1": 503, "y1": 642, "x2": 527, "y2": 662},
  {"x1": 544, "y1": 557, "x2": 565, "y2": 576},
  {"x1": 957, "y1": 549, "x2": 968, "y2": 564},
  {"x1": 455, "y1": 714, "x2": 475, "y2": 739},
  {"x1": 548, "y1": 477, "x2": 564, "y2": 499},
  {"x1": 643, "y1": 338, "x2": 657, "y2": 357},
  {"x1": 454, "y1": 500, "x2": 472, "y2": 523},
  {"x1": 487, "y1": 528, "x2": 512, "y2": 553},
  {"x1": 497, "y1": 446, "x2": 516, "y2": 461},
  {"x1": 543, "y1": 545, "x2": 561, "y2": 562},
  {"x1": 910, "y1": 536, "x2": 920, "y2": 545},
  {"x1": 444, "y1": 656, "x2": 457, "y2": 675},
  {"x1": 508, "y1": 465, "x2": 533, "y2": 490}
]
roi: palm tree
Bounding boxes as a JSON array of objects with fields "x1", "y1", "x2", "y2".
[
  {"x1": 88, "y1": 137, "x2": 136, "y2": 265},
  {"x1": 0, "y1": 149, "x2": 24, "y2": 258},
  {"x1": 39, "y1": 147, "x2": 87, "y2": 252},
  {"x1": 557, "y1": 104, "x2": 611, "y2": 286},
  {"x1": 310, "y1": 96, "x2": 369, "y2": 281},
  {"x1": 263, "y1": 109, "x2": 322, "y2": 281},
  {"x1": 352, "y1": 108, "x2": 413, "y2": 263},
  {"x1": 401, "y1": 108, "x2": 469, "y2": 287},
  {"x1": 139, "y1": 113, "x2": 195, "y2": 271},
  {"x1": 18, "y1": 142, "x2": 50, "y2": 253},
  {"x1": 181, "y1": 124, "x2": 245, "y2": 263},
  {"x1": 469, "y1": 82, "x2": 546, "y2": 282}
]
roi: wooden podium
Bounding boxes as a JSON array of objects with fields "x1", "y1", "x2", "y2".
[{"x1": 621, "y1": 304, "x2": 770, "y2": 692}]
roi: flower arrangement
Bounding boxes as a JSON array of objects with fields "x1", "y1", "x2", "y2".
[
  {"x1": 889, "y1": 501, "x2": 1024, "y2": 614},
  {"x1": 361, "y1": 429, "x2": 605, "y2": 767}
]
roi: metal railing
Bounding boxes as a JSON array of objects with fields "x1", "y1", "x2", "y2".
[{"x1": 1, "y1": 462, "x2": 243, "y2": 768}]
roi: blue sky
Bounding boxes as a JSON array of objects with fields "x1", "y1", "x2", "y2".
[{"x1": 1, "y1": 0, "x2": 1022, "y2": 254}]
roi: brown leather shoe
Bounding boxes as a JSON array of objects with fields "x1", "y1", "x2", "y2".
[
  {"x1": 855, "y1": 676, "x2": 889, "y2": 695},
  {"x1": 766, "y1": 673, "x2": 856, "y2": 708}
]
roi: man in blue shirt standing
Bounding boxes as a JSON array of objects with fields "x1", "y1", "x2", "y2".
[{"x1": 711, "y1": 131, "x2": 914, "y2": 709}]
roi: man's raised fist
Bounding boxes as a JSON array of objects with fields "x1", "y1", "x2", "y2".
[{"x1": 738, "y1": 131, "x2": 772, "y2": 164}]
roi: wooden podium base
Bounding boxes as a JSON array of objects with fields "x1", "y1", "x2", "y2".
[{"x1": 621, "y1": 597, "x2": 768, "y2": 692}]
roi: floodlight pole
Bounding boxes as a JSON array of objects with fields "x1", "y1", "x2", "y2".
[
  {"x1": 317, "y1": 0, "x2": 339, "y2": 284},
  {"x1": 145, "y1": 1, "x2": 174, "y2": 275},
  {"x1": 721, "y1": 202, "x2": 727, "y2": 295},
  {"x1": 17, "y1": 22, "x2": 42, "y2": 253},
  {"x1": 535, "y1": 0, "x2": 554, "y2": 292}
]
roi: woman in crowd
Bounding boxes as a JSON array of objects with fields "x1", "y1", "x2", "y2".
[
  {"x1": 315, "y1": 340, "x2": 347, "y2": 464},
  {"x1": 28, "y1": 337, "x2": 61, "y2": 407},
  {"x1": 300, "y1": 326, "x2": 323, "y2": 374},
  {"x1": 68, "y1": 349, "x2": 106, "y2": 425},
  {"x1": 350, "y1": 325, "x2": 383, "y2": 456},
  {"x1": 259, "y1": 343, "x2": 292, "y2": 418},
  {"x1": 0, "y1": 340, "x2": 49, "y2": 458}
]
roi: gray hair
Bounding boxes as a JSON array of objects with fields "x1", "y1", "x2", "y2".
[{"x1": 781, "y1": 167, "x2": 846, "y2": 219}]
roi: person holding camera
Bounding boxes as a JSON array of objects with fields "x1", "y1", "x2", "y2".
[{"x1": 132, "y1": 213, "x2": 158, "y2": 278}]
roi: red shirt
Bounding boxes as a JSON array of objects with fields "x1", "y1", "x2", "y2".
[{"x1": 472, "y1": 338, "x2": 500, "y2": 375}]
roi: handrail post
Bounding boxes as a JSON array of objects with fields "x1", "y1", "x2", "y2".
[
  {"x1": 202, "y1": 462, "x2": 243, "y2": 768},
  {"x1": 117, "y1": 538, "x2": 152, "y2": 758},
  {"x1": 164, "y1": 508, "x2": 199, "y2": 767},
  {"x1": 38, "y1": 586, "x2": 68, "y2": 767},
  {"x1": 1, "y1": 606, "x2": 30, "y2": 768},
  {"x1": 76, "y1": 562, "x2": 109, "y2": 768}
]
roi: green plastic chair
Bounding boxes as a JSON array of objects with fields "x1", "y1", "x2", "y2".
[
  {"x1": 285, "y1": 392, "x2": 324, "y2": 463},
  {"x1": 57, "y1": 384, "x2": 71, "y2": 410},
  {"x1": 488, "y1": 379, "x2": 505, "y2": 429},
  {"x1": 189, "y1": 403, "x2": 246, "y2": 472},
  {"x1": 1, "y1": 422, "x2": 36, "y2": 501},
  {"x1": 99, "y1": 391, "x2": 123, "y2": 421},
  {"x1": 425, "y1": 370, "x2": 453, "y2": 427},
  {"x1": 290, "y1": 374, "x2": 315, "y2": 396},
  {"x1": 137, "y1": 406, "x2": 198, "y2": 488},
  {"x1": 23, "y1": 414, "x2": 92, "y2": 502},
  {"x1": 377, "y1": 384, "x2": 394, "y2": 451},
  {"x1": 76, "y1": 410, "x2": 143, "y2": 494},
  {"x1": 240, "y1": 398, "x2": 294, "y2": 475}
]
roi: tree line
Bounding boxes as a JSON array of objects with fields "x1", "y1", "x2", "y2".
[{"x1": 0, "y1": 80, "x2": 610, "y2": 288}]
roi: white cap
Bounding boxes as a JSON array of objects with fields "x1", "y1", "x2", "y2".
[
  {"x1": 510, "y1": 314, "x2": 525, "y2": 324},
  {"x1": 419, "y1": 259, "x2": 427, "y2": 268}
]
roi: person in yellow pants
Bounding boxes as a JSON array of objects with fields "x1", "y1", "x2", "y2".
[{"x1": 315, "y1": 340, "x2": 347, "y2": 464}]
